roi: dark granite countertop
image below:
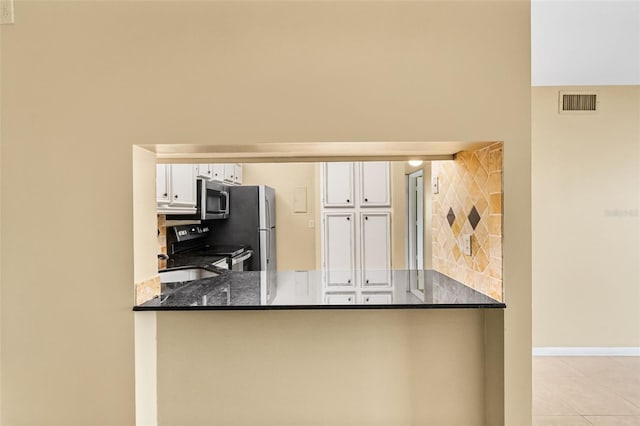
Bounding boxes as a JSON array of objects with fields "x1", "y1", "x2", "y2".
[{"x1": 134, "y1": 265, "x2": 505, "y2": 311}]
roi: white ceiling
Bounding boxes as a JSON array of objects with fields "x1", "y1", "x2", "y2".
[{"x1": 532, "y1": 0, "x2": 640, "y2": 86}]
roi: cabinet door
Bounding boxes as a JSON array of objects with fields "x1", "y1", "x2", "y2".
[
  {"x1": 233, "y1": 164, "x2": 242, "y2": 185},
  {"x1": 169, "y1": 164, "x2": 197, "y2": 208},
  {"x1": 196, "y1": 164, "x2": 213, "y2": 179},
  {"x1": 211, "y1": 164, "x2": 224, "y2": 182},
  {"x1": 323, "y1": 162, "x2": 354, "y2": 207},
  {"x1": 362, "y1": 293, "x2": 392, "y2": 305},
  {"x1": 325, "y1": 293, "x2": 356, "y2": 305},
  {"x1": 156, "y1": 164, "x2": 170, "y2": 204},
  {"x1": 223, "y1": 164, "x2": 235, "y2": 183},
  {"x1": 360, "y1": 161, "x2": 390, "y2": 207},
  {"x1": 360, "y1": 212, "x2": 391, "y2": 287},
  {"x1": 324, "y1": 213, "x2": 356, "y2": 287}
]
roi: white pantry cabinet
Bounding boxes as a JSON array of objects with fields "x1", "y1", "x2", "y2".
[
  {"x1": 323, "y1": 212, "x2": 356, "y2": 288},
  {"x1": 359, "y1": 162, "x2": 390, "y2": 207},
  {"x1": 322, "y1": 162, "x2": 355, "y2": 207},
  {"x1": 360, "y1": 212, "x2": 391, "y2": 287},
  {"x1": 320, "y1": 161, "x2": 392, "y2": 295}
]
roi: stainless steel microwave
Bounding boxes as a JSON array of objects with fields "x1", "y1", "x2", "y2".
[{"x1": 197, "y1": 180, "x2": 229, "y2": 220}]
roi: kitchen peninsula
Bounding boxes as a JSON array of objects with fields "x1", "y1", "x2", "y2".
[{"x1": 134, "y1": 267, "x2": 505, "y2": 310}]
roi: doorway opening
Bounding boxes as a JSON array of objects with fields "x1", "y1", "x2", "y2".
[{"x1": 406, "y1": 167, "x2": 430, "y2": 296}]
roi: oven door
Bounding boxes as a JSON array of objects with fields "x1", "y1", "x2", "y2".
[
  {"x1": 230, "y1": 250, "x2": 253, "y2": 271},
  {"x1": 198, "y1": 180, "x2": 230, "y2": 220}
]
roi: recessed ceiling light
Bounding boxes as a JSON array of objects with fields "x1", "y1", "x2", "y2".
[{"x1": 408, "y1": 160, "x2": 423, "y2": 167}]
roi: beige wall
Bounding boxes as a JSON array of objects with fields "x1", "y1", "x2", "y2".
[
  {"x1": 532, "y1": 86, "x2": 640, "y2": 347},
  {"x1": 1, "y1": 1, "x2": 531, "y2": 425},
  {"x1": 242, "y1": 162, "x2": 318, "y2": 271},
  {"x1": 158, "y1": 309, "x2": 488, "y2": 426}
]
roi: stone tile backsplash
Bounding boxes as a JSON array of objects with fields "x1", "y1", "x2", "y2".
[{"x1": 432, "y1": 143, "x2": 503, "y2": 301}]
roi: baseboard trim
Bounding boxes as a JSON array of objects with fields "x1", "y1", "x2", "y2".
[{"x1": 533, "y1": 347, "x2": 640, "y2": 356}]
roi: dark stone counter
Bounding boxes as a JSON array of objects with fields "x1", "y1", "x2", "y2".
[{"x1": 134, "y1": 267, "x2": 505, "y2": 311}]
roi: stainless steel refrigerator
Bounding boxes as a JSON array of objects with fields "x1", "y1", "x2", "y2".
[{"x1": 208, "y1": 185, "x2": 277, "y2": 302}]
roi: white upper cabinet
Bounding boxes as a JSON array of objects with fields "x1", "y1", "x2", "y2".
[
  {"x1": 233, "y1": 164, "x2": 242, "y2": 185},
  {"x1": 156, "y1": 164, "x2": 170, "y2": 204},
  {"x1": 360, "y1": 212, "x2": 391, "y2": 287},
  {"x1": 323, "y1": 162, "x2": 355, "y2": 207},
  {"x1": 223, "y1": 164, "x2": 235, "y2": 183},
  {"x1": 324, "y1": 212, "x2": 356, "y2": 288},
  {"x1": 196, "y1": 164, "x2": 213, "y2": 179},
  {"x1": 359, "y1": 162, "x2": 390, "y2": 207},
  {"x1": 169, "y1": 164, "x2": 197, "y2": 208},
  {"x1": 211, "y1": 164, "x2": 225, "y2": 182}
]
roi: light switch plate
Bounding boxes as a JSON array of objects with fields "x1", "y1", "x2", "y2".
[
  {"x1": 293, "y1": 187, "x2": 307, "y2": 213},
  {"x1": 462, "y1": 234, "x2": 472, "y2": 256},
  {"x1": 432, "y1": 176, "x2": 439, "y2": 194}
]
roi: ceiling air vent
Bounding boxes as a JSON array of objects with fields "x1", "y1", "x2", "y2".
[{"x1": 559, "y1": 91, "x2": 598, "y2": 113}]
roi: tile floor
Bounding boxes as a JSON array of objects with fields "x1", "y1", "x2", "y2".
[{"x1": 534, "y1": 357, "x2": 640, "y2": 426}]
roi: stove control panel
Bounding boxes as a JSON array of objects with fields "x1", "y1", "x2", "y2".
[{"x1": 173, "y1": 225, "x2": 211, "y2": 242}]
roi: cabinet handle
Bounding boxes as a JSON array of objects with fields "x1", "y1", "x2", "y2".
[
  {"x1": 163, "y1": 193, "x2": 167, "y2": 197},
  {"x1": 366, "y1": 279, "x2": 369, "y2": 284},
  {"x1": 365, "y1": 216, "x2": 369, "y2": 220},
  {"x1": 347, "y1": 279, "x2": 351, "y2": 284},
  {"x1": 207, "y1": 171, "x2": 211, "y2": 174},
  {"x1": 365, "y1": 297, "x2": 370, "y2": 302},
  {"x1": 346, "y1": 217, "x2": 350, "y2": 221},
  {"x1": 346, "y1": 199, "x2": 350, "y2": 203},
  {"x1": 348, "y1": 297, "x2": 352, "y2": 302},
  {"x1": 174, "y1": 195, "x2": 178, "y2": 199},
  {"x1": 214, "y1": 173, "x2": 218, "y2": 176},
  {"x1": 365, "y1": 198, "x2": 368, "y2": 202}
]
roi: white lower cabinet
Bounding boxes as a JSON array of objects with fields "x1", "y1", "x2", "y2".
[
  {"x1": 362, "y1": 292, "x2": 392, "y2": 305},
  {"x1": 325, "y1": 293, "x2": 356, "y2": 305}
]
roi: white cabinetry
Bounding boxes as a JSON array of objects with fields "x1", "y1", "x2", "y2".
[
  {"x1": 322, "y1": 162, "x2": 355, "y2": 207},
  {"x1": 360, "y1": 162, "x2": 390, "y2": 207},
  {"x1": 323, "y1": 212, "x2": 356, "y2": 288},
  {"x1": 362, "y1": 293, "x2": 392, "y2": 304},
  {"x1": 156, "y1": 164, "x2": 170, "y2": 204},
  {"x1": 196, "y1": 164, "x2": 213, "y2": 179},
  {"x1": 157, "y1": 164, "x2": 197, "y2": 213},
  {"x1": 212, "y1": 164, "x2": 225, "y2": 181},
  {"x1": 196, "y1": 163, "x2": 242, "y2": 185},
  {"x1": 325, "y1": 293, "x2": 356, "y2": 305},
  {"x1": 233, "y1": 164, "x2": 243, "y2": 185},
  {"x1": 360, "y1": 212, "x2": 391, "y2": 287},
  {"x1": 168, "y1": 164, "x2": 197, "y2": 208},
  {"x1": 321, "y1": 162, "x2": 392, "y2": 302}
]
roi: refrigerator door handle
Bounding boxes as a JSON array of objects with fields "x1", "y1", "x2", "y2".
[{"x1": 266, "y1": 229, "x2": 270, "y2": 265}]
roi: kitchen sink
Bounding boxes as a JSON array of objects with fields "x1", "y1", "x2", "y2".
[{"x1": 159, "y1": 267, "x2": 219, "y2": 284}]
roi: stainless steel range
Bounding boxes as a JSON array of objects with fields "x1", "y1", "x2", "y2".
[{"x1": 167, "y1": 225, "x2": 253, "y2": 271}]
